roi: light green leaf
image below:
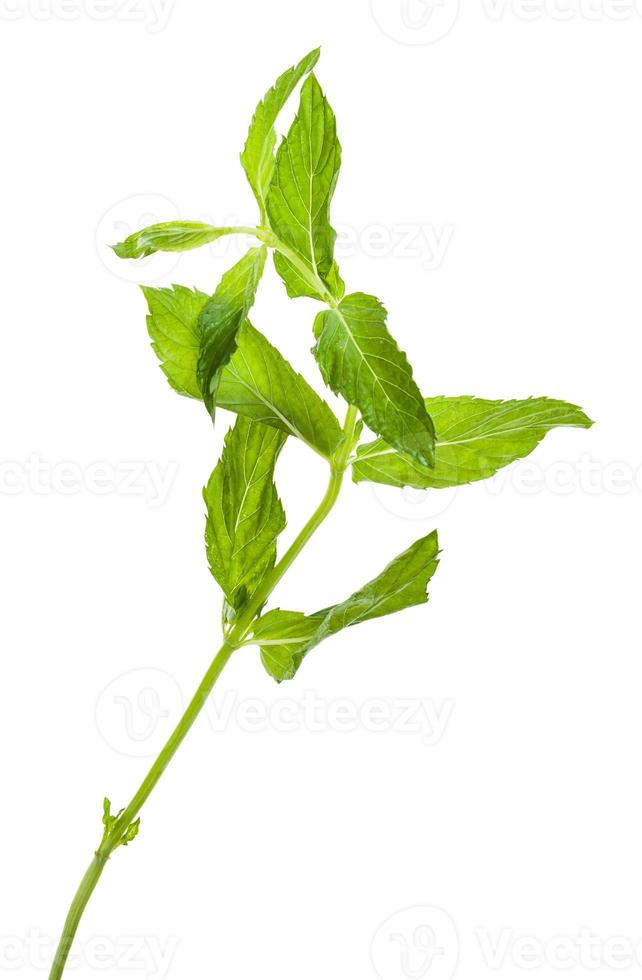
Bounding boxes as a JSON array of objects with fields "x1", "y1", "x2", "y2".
[
  {"x1": 272, "y1": 252, "x2": 345, "y2": 302},
  {"x1": 313, "y1": 292, "x2": 436, "y2": 467},
  {"x1": 266, "y1": 74, "x2": 342, "y2": 301},
  {"x1": 204, "y1": 416, "x2": 286, "y2": 616},
  {"x1": 113, "y1": 222, "x2": 242, "y2": 260},
  {"x1": 142, "y1": 284, "x2": 208, "y2": 399},
  {"x1": 254, "y1": 530, "x2": 440, "y2": 681},
  {"x1": 101, "y1": 797, "x2": 128, "y2": 845},
  {"x1": 102, "y1": 797, "x2": 114, "y2": 830},
  {"x1": 197, "y1": 247, "x2": 266, "y2": 416},
  {"x1": 241, "y1": 48, "x2": 320, "y2": 216},
  {"x1": 121, "y1": 819, "x2": 141, "y2": 846},
  {"x1": 217, "y1": 321, "x2": 344, "y2": 458},
  {"x1": 271, "y1": 252, "x2": 313, "y2": 299},
  {"x1": 352, "y1": 396, "x2": 594, "y2": 489},
  {"x1": 252, "y1": 609, "x2": 326, "y2": 682}
]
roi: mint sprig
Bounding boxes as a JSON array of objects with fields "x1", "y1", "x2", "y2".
[{"x1": 48, "y1": 48, "x2": 593, "y2": 980}]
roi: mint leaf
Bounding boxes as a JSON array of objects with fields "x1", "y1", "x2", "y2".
[
  {"x1": 217, "y1": 321, "x2": 343, "y2": 458},
  {"x1": 241, "y1": 48, "x2": 320, "y2": 217},
  {"x1": 252, "y1": 609, "x2": 326, "y2": 682},
  {"x1": 266, "y1": 74, "x2": 343, "y2": 301},
  {"x1": 272, "y1": 252, "x2": 345, "y2": 302},
  {"x1": 142, "y1": 284, "x2": 208, "y2": 399},
  {"x1": 204, "y1": 416, "x2": 286, "y2": 616},
  {"x1": 269, "y1": 253, "x2": 313, "y2": 298},
  {"x1": 113, "y1": 222, "x2": 243, "y2": 259},
  {"x1": 313, "y1": 293, "x2": 435, "y2": 467},
  {"x1": 316, "y1": 529, "x2": 439, "y2": 632},
  {"x1": 197, "y1": 247, "x2": 266, "y2": 416},
  {"x1": 254, "y1": 531, "x2": 440, "y2": 681},
  {"x1": 353, "y1": 396, "x2": 594, "y2": 489}
]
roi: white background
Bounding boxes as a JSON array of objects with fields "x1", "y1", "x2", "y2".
[{"x1": 1, "y1": 2, "x2": 641, "y2": 979}]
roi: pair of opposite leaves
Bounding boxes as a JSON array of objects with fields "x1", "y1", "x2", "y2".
[{"x1": 114, "y1": 48, "x2": 592, "y2": 681}]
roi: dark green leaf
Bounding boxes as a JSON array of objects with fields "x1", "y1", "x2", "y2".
[
  {"x1": 217, "y1": 321, "x2": 343, "y2": 458},
  {"x1": 352, "y1": 396, "x2": 594, "y2": 489},
  {"x1": 254, "y1": 531, "x2": 440, "y2": 681},
  {"x1": 113, "y1": 222, "x2": 242, "y2": 259},
  {"x1": 241, "y1": 48, "x2": 320, "y2": 216},
  {"x1": 266, "y1": 74, "x2": 342, "y2": 301},
  {"x1": 197, "y1": 247, "x2": 266, "y2": 416},
  {"x1": 204, "y1": 416, "x2": 286, "y2": 616},
  {"x1": 313, "y1": 292, "x2": 435, "y2": 466},
  {"x1": 140, "y1": 285, "x2": 343, "y2": 457}
]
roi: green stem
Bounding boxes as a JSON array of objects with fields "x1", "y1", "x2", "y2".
[
  {"x1": 48, "y1": 854, "x2": 109, "y2": 980},
  {"x1": 232, "y1": 407, "x2": 358, "y2": 639},
  {"x1": 212, "y1": 225, "x2": 264, "y2": 238},
  {"x1": 48, "y1": 404, "x2": 359, "y2": 980},
  {"x1": 48, "y1": 641, "x2": 234, "y2": 980}
]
